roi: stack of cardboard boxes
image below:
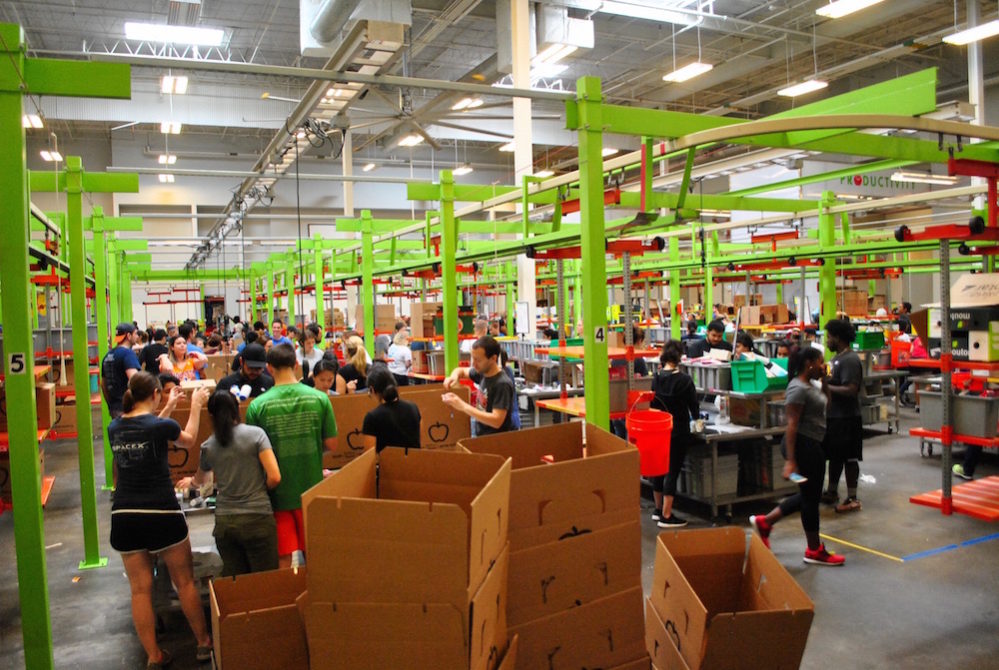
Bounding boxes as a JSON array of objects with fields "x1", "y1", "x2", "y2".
[
  {"x1": 460, "y1": 422, "x2": 649, "y2": 670},
  {"x1": 949, "y1": 306, "x2": 999, "y2": 362},
  {"x1": 738, "y1": 304, "x2": 790, "y2": 326},
  {"x1": 354, "y1": 304, "x2": 397, "y2": 334},
  {"x1": 0, "y1": 380, "x2": 53, "y2": 501},
  {"x1": 838, "y1": 289, "x2": 868, "y2": 317}
]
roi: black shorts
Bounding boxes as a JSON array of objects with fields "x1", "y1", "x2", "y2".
[
  {"x1": 823, "y1": 416, "x2": 863, "y2": 462},
  {"x1": 110, "y1": 510, "x2": 189, "y2": 554}
]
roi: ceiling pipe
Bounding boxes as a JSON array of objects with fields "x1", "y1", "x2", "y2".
[{"x1": 311, "y1": 0, "x2": 366, "y2": 44}]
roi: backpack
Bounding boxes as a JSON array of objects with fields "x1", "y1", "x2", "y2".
[{"x1": 100, "y1": 348, "x2": 120, "y2": 403}]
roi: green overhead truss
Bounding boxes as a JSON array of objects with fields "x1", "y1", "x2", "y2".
[{"x1": 0, "y1": 22, "x2": 130, "y2": 670}]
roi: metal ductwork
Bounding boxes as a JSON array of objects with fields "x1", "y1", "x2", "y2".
[
  {"x1": 168, "y1": 0, "x2": 202, "y2": 27},
  {"x1": 310, "y1": 0, "x2": 365, "y2": 44}
]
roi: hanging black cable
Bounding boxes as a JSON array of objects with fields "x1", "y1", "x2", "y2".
[{"x1": 295, "y1": 137, "x2": 306, "y2": 326}]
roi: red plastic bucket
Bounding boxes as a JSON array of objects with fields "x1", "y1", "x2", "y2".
[{"x1": 626, "y1": 409, "x2": 672, "y2": 476}]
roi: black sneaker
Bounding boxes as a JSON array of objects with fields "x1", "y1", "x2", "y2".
[
  {"x1": 650, "y1": 508, "x2": 664, "y2": 522},
  {"x1": 657, "y1": 514, "x2": 688, "y2": 528},
  {"x1": 820, "y1": 490, "x2": 839, "y2": 505}
]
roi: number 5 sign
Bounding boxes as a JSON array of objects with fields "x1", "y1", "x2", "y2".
[{"x1": 7, "y1": 353, "x2": 27, "y2": 375}]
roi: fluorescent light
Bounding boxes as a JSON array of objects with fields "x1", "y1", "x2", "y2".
[
  {"x1": 397, "y1": 134, "x2": 424, "y2": 147},
  {"x1": 362, "y1": 163, "x2": 376, "y2": 172},
  {"x1": 451, "y1": 97, "x2": 484, "y2": 111},
  {"x1": 601, "y1": 147, "x2": 619, "y2": 157},
  {"x1": 158, "y1": 154, "x2": 177, "y2": 165},
  {"x1": 296, "y1": 129, "x2": 306, "y2": 139},
  {"x1": 160, "y1": 121, "x2": 182, "y2": 134},
  {"x1": 160, "y1": 75, "x2": 188, "y2": 94},
  {"x1": 943, "y1": 19, "x2": 999, "y2": 45},
  {"x1": 22, "y1": 114, "x2": 43, "y2": 129},
  {"x1": 663, "y1": 61, "x2": 713, "y2": 83},
  {"x1": 453, "y1": 164, "x2": 474, "y2": 176},
  {"x1": 815, "y1": 0, "x2": 886, "y2": 19},
  {"x1": 535, "y1": 169, "x2": 555, "y2": 178},
  {"x1": 499, "y1": 142, "x2": 516, "y2": 152},
  {"x1": 890, "y1": 171, "x2": 959, "y2": 186},
  {"x1": 124, "y1": 21, "x2": 225, "y2": 46},
  {"x1": 778, "y1": 79, "x2": 828, "y2": 97},
  {"x1": 158, "y1": 174, "x2": 175, "y2": 183},
  {"x1": 39, "y1": 150, "x2": 62, "y2": 162}
]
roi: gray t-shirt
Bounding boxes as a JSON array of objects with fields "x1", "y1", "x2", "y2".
[
  {"x1": 200, "y1": 424, "x2": 274, "y2": 516},
  {"x1": 827, "y1": 349, "x2": 863, "y2": 418},
  {"x1": 784, "y1": 377, "x2": 827, "y2": 442}
]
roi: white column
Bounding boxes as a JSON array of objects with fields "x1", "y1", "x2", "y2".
[
  {"x1": 968, "y1": 0, "x2": 987, "y2": 209},
  {"x1": 342, "y1": 129, "x2": 355, "y2": 217},
  {"x1": 512, "y1": 0, "x2": 537, "y2": 338}
]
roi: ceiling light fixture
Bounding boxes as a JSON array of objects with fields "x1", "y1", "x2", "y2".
[
  {"x1": 499, "y1": 142, "x2": 516, "y2": 152},
  {"x1": 40, "y1": 150, "x2": 62, "y2": 162},
  {"x1": 815, "y1": 0, "x2": 886, "y2": 19},
  {"x1": 160, "y1": 121, "x2": 182, "y2": 134},
  {"x1": 158, "y1": 154, "x2": 178, "y2": 165},
  {"x1": 451, "y1": 97, "x2": 484, "y2": 111},
  {"x1": 601, "y1": 147, "x2": 619, "y2": 157},
  {"x1": 943, "y1": 19, "x2": 999, "y2": 45},
  {"x1": 124, "y1": 21, "x2": 225, "y2": 46},
  {"x1": 158, "y1": 173, "x2": 175, "y2": 183},
  {"x1": 362, "y1": 163, "x2": 376, "y2": 172},
  {"x1": 890, "y1": 171, "x2": 959, "y2": 186},
  {"x1": 778, "y1": 79, "x2": 828, "y2": 97},
  {"x1": 397, "y1": 134, "x2": 424, "y2": 147},
  {"x1": 453, "y1": 164, "x2": 474, "y2": 176},
  {"x1": 663, "y1": 61, "x2": 713, "y2": 83},
  {"x1": 535, "y1": 169, "x2": 555, "y2": 178},
  {"x1": 22, "y1": 114, "x2": 43, "y2": 129},
  {"x1": 161, "y1": 75, "x2": 189, "y2": 94}
]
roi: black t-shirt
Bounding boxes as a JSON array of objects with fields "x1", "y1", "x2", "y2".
[
  {"x1": 828, "y1": 349, "x2": 863, "y2": 418},
  {"x1": 686, "y1": 337, "x2": 728, "y2": 359},
  {"x1": 611, "y1": 357, "x2": 649, "y2": 376},
  {"x1": 339, "y1": 364, "x2": 367, "y2": 391},
  {"x1": 217, "y1": 371, "x2": 274, "y2": 397},
  {"x1": 651, "y1": 368, "x2": 700, "y2": 441},
  {"x1": 362, "y1": 400, "x2": 422, "y2": 453},
  {"x1": 107, "y1": 413, "x2": 182, "y2": 511},
  {"x1": 470, "y1": 369, "x2": 516, "y2": 436},
  {"x1": 102, "y1": 346, "x2": 141, "y2": 412},
  {"x1": 140, "y1": 343, "x2": 169, "y2": 373}
]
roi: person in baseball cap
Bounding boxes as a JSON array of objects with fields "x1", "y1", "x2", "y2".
[
  {"x1": 115, "y1": 322, "x2": 137, "y2": 344},
  {"x1": 217, "y1": 343, "x2": 273, "y2": 398},
  {"x1": 102, "y1": 323, "x2": 141, "y2": 417}
]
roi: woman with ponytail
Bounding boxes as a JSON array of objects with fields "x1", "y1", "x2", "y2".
[
  {"x1": 750, "y1": 346, "x2": 846, "y2": 567},
  {"x1": 361, "y1": 365, "x2": 422, "y2": 453},
  {"x1": 107, "y1": 372, "x2": 213, "y2": 667},
  {"x1": 338, "y1": 335, "x2": 369, "y2": 393},
  {"x1": 177, "y1": 390, "x2": 282, "y2": 577}
]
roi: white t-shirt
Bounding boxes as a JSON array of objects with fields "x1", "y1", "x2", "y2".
[
  {"x1": 387, "y1": 344, "x2": 413, "y2": 376},
  {"x1": 460, "y1": 339, "x2": 474, "y2": 354},
  {"x1": 297, "y1": 347, "x2": 324, "y2": 372}
]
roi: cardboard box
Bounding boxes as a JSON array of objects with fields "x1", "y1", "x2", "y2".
[
  {"x1": 301, "y1": 447, "x2": 511, "y2": 611},
  {"x1": 969, "y1": 324, "x2": 999, "y2": 362},
  {"x1": 50, "y1": 402, "x2": 100, "y2": 436},
  {"x1": 738, "y1": 306, "x2": 760, "y2": 326},
  {"x1": 612, "y1": 659, "x2": 653, "y2": 670},
  {"x1": 949, "y1": 307, "x2": 999, "y2": 332},
  {"x1": 202, "y1": 354, "x2": 234, "y2": 382},
  {"x1": 868, "y1": 294, "x2": 887, "y2": 312},
  {"x1": 645, "y1": 598, "x2": 691, "y2": 670},
  {"x1": 758, "y1": 304, "x2": 789, "y2": 325},
  {"x1": 300, "y1": 545, "x2": 508, "y2": 670},
  {"x1": 506, "y1": 520, "x2": 640, "y2": 626},
  {"x1": 355, "y1": 304, "x2": 397, "y2": 334},
  {"x1": 733, "y1": 294, "x2": 762, "y2": 309},
  {"x1": 411, "y1": 302, "x2": 443, "y2": 339},
  {"x1": 180, "y1": 379, "x2": 217, "y2": 393},
  {"x1": 0, "y1": 448, "x2": 44, "y2": 501},
  {"x1": 459, "y1": 422, "x2": 639, "y2": 551},
  {"x1": 838, "y1": 289, "x2": 868, "y2": 316},
  {"x1": 35, "y1": 383, "x2": 56, "y2": 430},
  {"x1": 650, "y1": 528, "x2": 814, "y2": 670},
  {"x1": 210, "y1": 568, "x2": 309, "y2": 670},
  {"x1": 167, "y1": 402, "x2": 249, "y2": 482},
  {"x1": 509, "y1": 587, "x2": 646, "y2": 670}
]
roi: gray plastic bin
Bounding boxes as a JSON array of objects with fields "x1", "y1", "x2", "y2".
[{"x1": 919, "y1": 391, "x2": 998, "y2": 438}]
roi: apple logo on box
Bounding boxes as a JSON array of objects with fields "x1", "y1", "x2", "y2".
[
  {"x1": 346, "y1": 428, "x2": 364, "y2": 451},
  {"x1": 168, "y1": 444, "x2": 189, "y2": 469},
  {"x1": 428, "y1": 421, "x2": 450, "y2": 443}
]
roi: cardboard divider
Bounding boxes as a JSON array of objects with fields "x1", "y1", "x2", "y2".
[
  {"x1": 613, "y1": 658, "x2": 653, "y2": 670},
  {"x1": 202, "y1": 354, "x2": 235, "y2": 382},
  {"x1": 508, "y1": 586, "x2": 647, "y2": 670},
  {"x1": 210, "y1": 567, "x2": 308, "y2": 670},
  {"x1": 650, "y1": 528, "x2": 814, "y2": 670},
  {"x1": 645, "y1": 598, "x2": 692, "y2": 670},
  {"x1": 167, "y1": 401, "x2": 249, "y2": 482},
  {"x1": 459, "y1": 422, "x2": 640, "y2": 551},
  {"x1": 302, "y1": 447, "x2": 510, "y2": 610}
]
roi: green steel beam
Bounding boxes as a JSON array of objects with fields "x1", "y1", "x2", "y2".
[
  {"x1": 29, "y1": 171, "x2": 139, "y2": 195},
  {"x1": 728, "y1": 158, "x2": 914, "y2": 197},
  {"x1": 0, "y1": 23, "x2": 54, "y2": 670},
  {"x1": 360, "y1": 211, "x2": 375, "y2": 352},
  {"x1": 24, "y1": 58, "x2": 130, "y2": 99},
  {"x1": 313, "y1": 236, "x2": 324, "y2": 329},
  {"x1": 88, "y1": 208, "x2": 114, "y2": 489},
  {"x1": 440, "y1": 172, "x2": 460, "y2": 373}
]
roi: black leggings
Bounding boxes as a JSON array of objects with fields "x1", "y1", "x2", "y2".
[
  {"x1": 778, "y1": 434, "x2": 825, "y2": 533},
  {"x1": 651, "y1": 433, "x2": 689, "y2": 497}
]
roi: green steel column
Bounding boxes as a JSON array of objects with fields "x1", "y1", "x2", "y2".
[
  {"x1": 575, "y1": 77, "x2": 610, "y2": 430},
  {"x1": 313, "y1": 238, "x2": 324, "y2": 329},
  {"x1": 704, "y1": 265, "x2": 714, "y2": 321},
  {"x1": 199, "y1": 283, "x2": 206, "y2": 327},
  {"x1": 285, "y1": 260, "x2": 295, "y2": 327},
  {"x1": 360, "y1": 211, "x2": 376, "y2": 356},
  {"x1": 440, "y1": 171, "x2": 460, "y2": 372},
  {"x1": 248, "y1": 272, "x2": 256, "y2": 324},
  {"x1": 65, "y1": 156, "x2": 107, "y2": 571},
  {"x1": 818, "y1": 191, "x2": 838, "y2": 331},
  {"x1": 107, "y1": 243, "x2": 119, "y2": 332},
  {"x1": 776, "y1": 281, "x2": 784, "y2": 306},
  {"x1": 0, "y1": 24, "x2": 54, "y2": 669},
  {"x1": 90, "y1": 211, "x2": 114, "y2": 489},
  {"x1": 505, "y1": 260, "x2": 515, "y2": 331},
  {"x1": 267, "y1": 268, "x2": 275, "y2": 326},
  {"x1": 122, "y1": 266, "x2": 133, "y2": 323},
  {"x1": 669, "y1": 237, "x2": 682, "y2": 341}
]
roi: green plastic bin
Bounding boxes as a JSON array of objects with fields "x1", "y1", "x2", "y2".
[
  {"x1": 852, "y1": 331, "x2": 885, "y2": 351},
  {"x1": 731, "y1": 359, "x2": 789, "y2": 393}
]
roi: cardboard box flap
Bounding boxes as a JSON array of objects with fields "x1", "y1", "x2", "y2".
[
  {"x1": 304, "y1": 495, "x2": 469, "y2": 608},
  {"x1": 469, "y1": 545, "x2": 509, "y2": 670},
  {"x1": 406, "y1": 386, "x2": 472, "y2": 449},
  {"x1": 460, "y1": 423, "x2": 585, "y2": 468},
  {"x1": 586, "y1": 422, "x2": 639, "y2": 457},
  {"x1": 497, "y1": 635, "x2": 518, "y2": 670},
  {"x1": 303, "y1": 448, "x2": 378, "y2": 533},
  {"x1": 645, "y1": 598, "x2": 692, "y2": 670},
  {"x1": 950, "y1": 273, "x2": 999, "y2": 308},
  {"x1": 699, "y1": 609, "x2": 812, "y2": 670},
  {"x1": 744, "y1": 536, "x2": 815, "y2": 612},
  {"x1": 507, "y1": 521, "x2": 641, "y2": 626},
  {"x1": 211, "y1": 567, "x2": 307, "y2": 614},
  {"x1": 610, "y1": 659, "x2": 653, "y2": 670}
]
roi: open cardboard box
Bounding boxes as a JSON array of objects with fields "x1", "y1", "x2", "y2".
[
  {"x1": 508, "y1": 586, "x2": 647, "y2": 670},
  {"x1": 210, "y1": 567, "x2": 308, "y2": 670},
  {"x1": 645, "y1": 598, "x2": 692, "y2": 670},
  {"x1": 458, "y1": 422, "x2": 640, "y2": 551},
  {"x1": 302, "y1": 447, "x2": 510, "y2": 611},
  {"x1": 167, "y1": 401, "x2": 248, "y2": 482},
  {"x1": 299, "y1": 546, "x2": 508, "y2": 670},
  {"x1": 650, "y1": 528, "x2": 814, "y2": 670}
]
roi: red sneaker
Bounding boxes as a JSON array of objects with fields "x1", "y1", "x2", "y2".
[
  {"x1": 803, "y1": 543, "x2": 845, "y2": 566},
  {"x1": 749, "y1": 515, "x2": 771, "y2": 549}
]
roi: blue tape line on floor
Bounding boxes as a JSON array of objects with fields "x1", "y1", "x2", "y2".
[{"x1": 902, "y1": 532, "x2": 999, "y2": 562}]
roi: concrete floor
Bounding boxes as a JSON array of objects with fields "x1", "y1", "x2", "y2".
[{"x1": 2, "y1": 407, "x2": 998, "y2": 669}]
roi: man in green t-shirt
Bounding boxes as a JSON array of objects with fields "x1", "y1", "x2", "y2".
[{"x1": 246, "y1": 343, "x2": 337, "y2": 567}]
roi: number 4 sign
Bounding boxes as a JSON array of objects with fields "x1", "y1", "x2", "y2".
[
  {"x1": 8, "y1": 353, "x2": 26, "y2": 375},
  {"x1": 594, "y1": 327, "x2": 606, "y2": 344}
]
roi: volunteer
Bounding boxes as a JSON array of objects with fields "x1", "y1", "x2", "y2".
[
  {"x1": 362, "y1": 366, "x2": 422, "y2": 452},
  {"x1": 270, "y1": 319, "x2": 293, "y2": 347},
  {"x1": 158, "y1": 335, "x2": 207, "y2": 382},
  {"x1": 461, "y1": 318, "x2": 488, "y2": 354},
  {"x1": 387, "y1": 328, "x2": 413, "y2": 386},
  {"x1": 217, "y1": 343, "x2": 274, "y2": 398},
  {"x1": 338, "y1": 335, "x2": 369, "y2": 392},
  {"x1": 306, "y1": 357, "x2": 349, "y2": 396},
  {"x1": 140, "y1": 329, "x2": 169, "y2": 374},
  {"x1": 101, "y1": 322, "x2": 141, "y2": 419},
  {"x1": 822, "y1": 318, "x2": 864, "y2": 513},
  {"x1": 686, "y1": 320, "x2": 729, "y2": 358},
  {"x1": 296, "y1": 324, "x2": 324, "y2": 379},
  {"x1": 442, "y1": 335, "x2": 516, "y2": 436}
]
